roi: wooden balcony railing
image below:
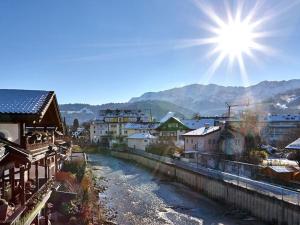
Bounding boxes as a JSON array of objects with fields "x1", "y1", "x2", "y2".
[
  {"x1": 20, "y1": 135, "x2": 53, "y2": 151},
  {"x1": 5, "y1": 179, "x2": 54, "y2": 225}
]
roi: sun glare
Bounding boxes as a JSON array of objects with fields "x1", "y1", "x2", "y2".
[
  {"x1": 217, "y1": 19, "x2": 253, "y2": 60},
  {"x1": 192, "y1": 1, "x2": 276, "y2": 82}
]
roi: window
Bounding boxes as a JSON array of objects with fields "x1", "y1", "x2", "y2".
[
  {"x1": 0, "y1": 132, "x2": 5, "y2": 139},
  {"x1": 168, "y1": 123, "x2": 178, "y2": 128},
  {"x1": 208, "y1": 139, "x2": 211, "y2": 144},
  {"x1": 186, "y1": 139, "x2": 189, "y2": 144},
  {"x1": 191, "y1": 139, "x2": 193, "y2": 144}
]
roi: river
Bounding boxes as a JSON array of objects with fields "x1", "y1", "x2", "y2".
[{"x1": 88, "y1": 153, "x2": 264, "y2": 225}]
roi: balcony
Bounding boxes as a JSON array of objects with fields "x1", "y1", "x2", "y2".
[
  {"x1": 20, "y1": 133, "x2": 53, "y2": 152},
  {"x1": 1, "y1": 179, "x2": 54, "y2": 225}
]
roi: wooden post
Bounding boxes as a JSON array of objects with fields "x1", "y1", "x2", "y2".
[
  {"x1": 35, "y1": 161, "x2": 39, "y2": 191},
  {"x1": 20, "y1": 166, "x2": 25, "y2": 205},
  {"x1": 28, "y1": 163, "x2": 31, "y2": 181},
  {"x1": 55, "y1": 152, "x2": 58, "y2": 174},
  {"x1": 44, "y1": 156, "x2": 48, "y2": 181},
  {"x1": 20, "y1": 123, "x2": 26, "y2": 147},
  {"x1": 9, "y1": 168, "x2": 15, "y2": 199},
  {"x1": 1, "y1": 171, "x2": 5, "y2": 199},
  {"x1": 44, "y1": 204, "x2": 48, "y2": 225},
  {"x1": 34, "y1": 215, "x2": 39, "y2": 225}
]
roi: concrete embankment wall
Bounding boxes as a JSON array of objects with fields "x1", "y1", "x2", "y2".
[{"x1": 111, "y1": 151, "x2": 300, "y2": 225}]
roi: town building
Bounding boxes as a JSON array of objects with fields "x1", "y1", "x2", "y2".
[
  {"x1": 259, "y1": 114, "x2": 300, "y2": 145},
  {"x1": 155, "y1": 116, "x2": 216, "y2": 145},
  {"x1": 123, "y1": 123, "x2": 159, "y2": 137},
  {"x1": 127, "y1": 132, "x2": 157, "y2": 151},
  {"x1": 219, "y1": 127, "x2": 245, "y2": 158},
  {"x1": 90, "y1": 109, "x2": 151, "y2": 145},
  {"x1": 286, "y1": 138, "x2": 300, "y2": 150},
  {"x1": 0, "y1": 89, "x2": 68, "y2": 225},
  {"x1": 72, "y1": 127, "x2": 85, "y2": 138},
  {"x1": 182, "y1": 125, "x2": 221, "y2": 153}
]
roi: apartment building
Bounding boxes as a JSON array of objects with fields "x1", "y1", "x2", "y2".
[{"x1": 90, "y1": 109, "x2": 151, "y2": 145}]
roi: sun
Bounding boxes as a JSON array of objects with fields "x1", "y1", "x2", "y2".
[
  {"x1": 216, "y1": 19, "x2": 254, "y2": 60},
  {"x1": 192, "y1": 1, "x2": 275, "y2": 81}
]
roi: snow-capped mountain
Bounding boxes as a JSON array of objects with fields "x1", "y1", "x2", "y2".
[
  {"x1": 129, "y1": 79, "x2": 300, "y2": 115},
  {"x1": 268, "y1": 88, "x2": 300, "y2": 113},
  {"x1": 60, "y1": 79, "x2": 300, "y2": 124}
]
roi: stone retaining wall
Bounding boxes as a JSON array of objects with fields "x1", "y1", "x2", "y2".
[{"x1": 111, "y1": 151, "x2": 300, "y2": 225}]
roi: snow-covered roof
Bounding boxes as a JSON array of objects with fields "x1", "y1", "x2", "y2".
[
  {"x1": 267, "y1": 166, "x2": 297, "y2": 173},
  {"x1": 182, "y1": 119, "x2": 215, "y2": 130},
  {"x1": 286, "y1": 138, "x2": 300, "y2": 150},
  {"x1": 0, "y1": 89, "x2": 51, "y2": 114},
  {"x1": 182, "y1": 126, "x2": 220, "y2": 136},
  {"x1": 261, "y1": 114, "x2": 300, "y2": 122},
  {"x1": 124, "y1": 123, "x2": 157, "y2": 130},
  {"x1": 160, "y1": 112, "x2": 175, "y2": 123},
  {"x1": 127, "y1": 132, "x2": 157, "y2": 139},
  {"x1": 99, "y1": 109, "x2": 147, "y2": 117}
]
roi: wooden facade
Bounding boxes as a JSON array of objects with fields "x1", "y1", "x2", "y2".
[
  {"x1": 156, "y1": 117, "x2": 190, "y2": 142},
  {"x1": 0, "y1": 90, "x2": 68, "y2": 225}
]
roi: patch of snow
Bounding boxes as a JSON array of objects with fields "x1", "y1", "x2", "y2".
[
  {"x1": 276, "y1": 103, "x2": 288, "y2": 109},
  {"x1": 61, "y1": 107, "x2": 94, "y2": 114}
]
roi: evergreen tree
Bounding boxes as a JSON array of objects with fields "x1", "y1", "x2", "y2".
[{"x1": 73, "y1": 118, "x2": 79, "y2": 131}]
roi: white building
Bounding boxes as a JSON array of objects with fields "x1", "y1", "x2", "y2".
[
  {"x1": 123, "y1": 123, "x2": 158, "y2": 137},
  {"x1": 182, "y1": 125, "x2": 221, "y2": 153},
  {"x1": 90, "y1": 109, "x2": 151, "y2": 144},
  {"x1": 259, "y1": 114, "x2": 300, "y2": 145},
  {"x1": 72, "y1": 127, "x2": 86, "y2": 138},
  {"x1": 127, "y1": 132, "x2": 157, "y2": 151},
  {"x1": 286, "y1": 138, "x2": 300, "y2": 150}
]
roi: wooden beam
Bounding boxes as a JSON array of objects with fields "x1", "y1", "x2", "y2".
[
  {"x1": 27, "y1": 163, "x2": 31, "y2": 181},
  {"x1": 44, "y1": 156, "x2": 48, "y2": 181},
  {"x1": 35, "y1": 161, "x2": 39, "y2": 191},
  {"x1": 9, "y1": 167, "x2": 15, "y2": 199},
  {"x1": 20, "y1": 166, "x2": 25, "y2": 206},
  {"x1": 55, "y1": 152, "x2": 58, "y2": 173},
  {"x1": 1, "y1": 171, "x2": 5, "y2": 199}
]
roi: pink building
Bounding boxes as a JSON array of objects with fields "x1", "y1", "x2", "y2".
[{"x1": 182, "y1": 126, "x2": 221, "y2": 153}]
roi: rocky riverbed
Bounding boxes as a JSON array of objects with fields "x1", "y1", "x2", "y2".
[{"x1": 89, "y1": 153, "x2": 265, "y2": 225}]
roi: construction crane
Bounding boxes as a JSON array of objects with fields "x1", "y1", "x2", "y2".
[
  {"x1": 225, "y1": 100, "x2": 274, "y2": 118},
  {"x1": 225, "y1": 99, "x2": 250, "y2": 118}
]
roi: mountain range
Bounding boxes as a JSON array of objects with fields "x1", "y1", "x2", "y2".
[{"x1": 60, "y1": 79, "x2": 300, "y2": 125}]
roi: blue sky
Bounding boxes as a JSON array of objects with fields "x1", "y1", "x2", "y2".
[{"x1": 1, "y1": 0, "x2": 300, "y2": 104}]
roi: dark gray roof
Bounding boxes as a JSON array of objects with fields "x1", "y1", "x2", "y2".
[{"x1": 0, "y1": 89, "x2": 51, "y2": 114}]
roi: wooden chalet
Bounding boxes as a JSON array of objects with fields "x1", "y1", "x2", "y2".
[
  {"x1": 155, "y1": 117, "x2": 190, "y2": 143},
  {"x1": 0, "y1": 89, "x2": 68, "y2": 225}
]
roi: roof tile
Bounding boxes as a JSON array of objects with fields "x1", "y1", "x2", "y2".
[{"x1": 0, "y1": 89, "x2": 51, "y2": 114}]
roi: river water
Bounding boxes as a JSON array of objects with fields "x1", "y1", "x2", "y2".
[{"x1": 89, "y1": 153, "x2": 264, "y2": 225}]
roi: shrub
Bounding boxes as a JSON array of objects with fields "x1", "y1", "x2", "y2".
[
  {"x1": 56, "y1": 171, "x2": 76, "y2": 184},
  {"x1": 61, "y1": 201, "x2": 79, "y2": 217},
  {"x1": 62, "y1": 159, "x2": 86, "y2": 182},
  {"x1": 146, "y1": 143, "x2": 181, "y2": 156},
  {"x1": 248, "y1": 150, "x2": 268, "y2": 164}
]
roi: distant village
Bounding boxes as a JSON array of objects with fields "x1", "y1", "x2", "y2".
[
  {"x1": 85, "y1": 108, "x2": 300, "y2": 184},
  {"x1": 87, "y1": 109, "x2": 299, "y2": 153}
]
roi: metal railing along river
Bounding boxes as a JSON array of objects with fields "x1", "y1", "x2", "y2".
[{"x1": 123, "y1": 148, "x2": 300, "y2": 206}]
